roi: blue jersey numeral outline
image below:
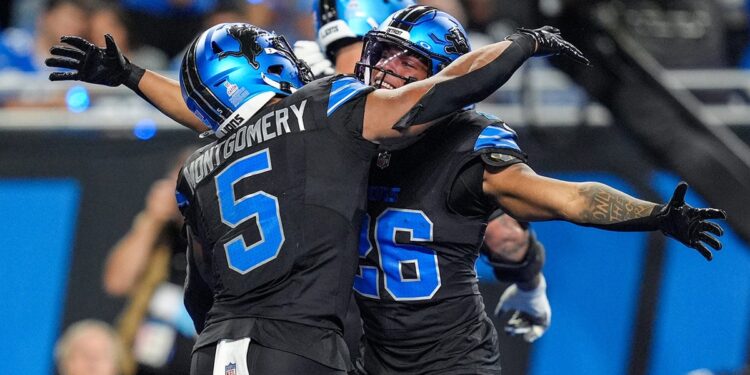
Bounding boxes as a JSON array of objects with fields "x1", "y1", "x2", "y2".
[
  {"x1": 214, "y1": 148, "x2": 285, "y2": 274},
  {"x1": 353, "y1": 213, "x2": 379, "y2": 298},
  {"x1": 354, "y1": 208, "x2": 441, "y2": 301}
]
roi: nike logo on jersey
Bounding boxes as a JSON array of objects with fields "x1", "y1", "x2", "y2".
[{"x1": 183, "y1": 100, "x2": 307, "y2": 187}]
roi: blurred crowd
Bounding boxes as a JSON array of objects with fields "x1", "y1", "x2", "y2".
[{"x1": 0, "y1": 0, "x2": 749, "y2": 109}]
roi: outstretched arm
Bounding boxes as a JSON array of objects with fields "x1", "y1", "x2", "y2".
[
  {"x1": 46, "y1": 34, "x2": 208, "y2": 133},
  {"x1": 484, "y1": 163, "x2": 727, "y2": 260},
  {"x1": 482, "y1": 164, "x2": 657, "y2": 223},
  {"x1": 362, "y1": 26, "x2": 589, "y2": 142},
  {"x1": 138, "y1": 71, "x2": 208, "y2": 132}
]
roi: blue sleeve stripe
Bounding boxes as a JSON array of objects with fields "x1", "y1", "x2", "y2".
[
  {"x1": 175, "y1": 190, "x2": 189, "y2": 208},
  {"x1": 474, "y1": 125, "x2": 522, "y2": 152},
  {"x1": 327, "y1": 86, "x2": 369, "y2": 116},
  {"x1": 330, "y1": 77, "x2": 358, "y2": 96},
  {"x1": 327, "y1": 77, "x2": 370, "y2": 116}
]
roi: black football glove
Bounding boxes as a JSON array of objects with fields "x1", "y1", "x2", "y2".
[
  {"x1": 45, "y1": 34, "x2": 143, "y2": 88},
  {"x1": 654, "y1": 182, "x2": 727, "y2": 261},
  {"x1": 506, "y1": 26, "x2": 590, "y2": 66}
]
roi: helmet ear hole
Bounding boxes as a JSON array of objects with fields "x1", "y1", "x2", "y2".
[{"x1": 267, "y1": 65, "x2": 283, "y2": 75}]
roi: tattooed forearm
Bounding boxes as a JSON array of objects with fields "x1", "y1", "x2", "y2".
[{"x1": 578, "y1": 183, "x2": 657, "y2": 224}]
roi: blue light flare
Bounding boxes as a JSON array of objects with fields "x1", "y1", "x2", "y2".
[
  {"x1": 65, "y1": 86, "x2": 90, "y2": 113},
  {"x1": 133, "y1": 118, "x2": 157, "y2": 140}
]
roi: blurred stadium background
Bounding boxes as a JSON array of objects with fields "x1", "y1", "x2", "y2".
[{"x1": 1, "y1": 0, "x2": 750, "y2": 374}]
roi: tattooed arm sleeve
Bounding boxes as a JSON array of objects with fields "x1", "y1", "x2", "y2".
[
  {"x1": 483, "y1": 165, "x2": 726, "y2": 259},
  {"x1": 482, "y1": 163, "x2": 661, "y2": 228},
  {"x1": 575, "y1": 183, "x2": 664, "y2": 231}
]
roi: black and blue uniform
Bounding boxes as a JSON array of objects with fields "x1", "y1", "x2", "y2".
[
  {"x1": 354, "y1": 109, "x2": 526, "y2": 375},
  {"x1": 176, "y1": 75, "x2": 376, "y2": 373}
]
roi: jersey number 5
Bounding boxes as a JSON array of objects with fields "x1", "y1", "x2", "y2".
[
  {"x1": 215, "y1": 148, "x2": 284, "y2": 274},
  {"x1": 354, "y1": 208, "x2": 441, "y2": 301}
]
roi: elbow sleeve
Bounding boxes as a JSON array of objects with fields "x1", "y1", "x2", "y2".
[
  {"x1": 394, "y1": 37, "x2": 536, "y2": 129},
  {"x1": 486, "y1": 230, "x2": 545, "y2": 284}
]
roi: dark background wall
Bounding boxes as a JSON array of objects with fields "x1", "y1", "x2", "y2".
[{"x1": 1, "y1": 125, "x2": 747, "y2": 375}]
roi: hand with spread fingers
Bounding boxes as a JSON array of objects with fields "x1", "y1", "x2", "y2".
[
  {"x1": 655, "y1": 182, "x2": 727, "y2": 261},
  {"x1": 45, "y1": 34, "x2": 142, "y2": 87},
  {"x1": 506, "y1": 26, "x2": 590, "y2": 66}
]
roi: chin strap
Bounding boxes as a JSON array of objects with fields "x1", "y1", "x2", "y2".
[{"x1": 261, "y1": 72, "x2": 298, "y2": 94}]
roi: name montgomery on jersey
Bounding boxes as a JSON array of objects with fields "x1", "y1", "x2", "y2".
[{"x1": 183, "y1": 99, "x2": 308, "y2": 187}]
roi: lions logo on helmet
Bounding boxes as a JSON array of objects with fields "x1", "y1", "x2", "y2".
[
  {"x1": 180, "y1": 23, "x2": 312, "y2": 138},
  {"x1": 445, "y1": 26, "x2": 470, "y2": 55},
  {"x1": 217, "y1": 24, "x2": 264, "y2": 69}
]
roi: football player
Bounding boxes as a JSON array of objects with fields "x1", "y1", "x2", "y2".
[
  {"x1": 301, "y1": 0, "x2": 552, "y2": 346},
  {"x1": 46, "y1": 20, "x2": 582, "y2": 374},
  {"x1": 343, "y1": 6, "x2": 725, "y2": 374}
]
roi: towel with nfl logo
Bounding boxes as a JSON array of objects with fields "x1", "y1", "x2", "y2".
[{"x1": 213, "y1": 338, "x2": 251, "y2": 375}]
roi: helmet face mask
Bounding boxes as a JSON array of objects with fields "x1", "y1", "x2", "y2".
[
  {"x1": 355, "y1": 34, "x2": 432, "y2": 89},
  {"x1": 180, "y1": 23, "x2": 312, "y2": 137},
  {"x1": 355, "y1": 6, "x2": 471, "y2": 89}
]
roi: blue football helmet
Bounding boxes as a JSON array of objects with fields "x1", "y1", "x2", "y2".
[
  {"x1": 355, "y1": 5, "x2": 471, "y2": 87},
  {"x1": 180, "y1": 23, "x2": 313, "y2": 138},
  {"x1": 313, "y1": 0, "x2": 416, "y2": 59}
]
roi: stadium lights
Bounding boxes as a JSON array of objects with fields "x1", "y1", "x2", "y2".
[
  {"x1": 133, "y1": 118, "x2": 157, "y2": 140},
  {"x1": 65, "y1": 86, "x2": 90, "y2": 113}
]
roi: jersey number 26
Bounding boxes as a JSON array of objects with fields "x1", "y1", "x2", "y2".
[{"x1": 354, "y1": 209, "x2": 441, "y2": 301}]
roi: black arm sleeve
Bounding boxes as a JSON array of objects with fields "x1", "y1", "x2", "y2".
[
  {"x1": 484, "y1": 230, "x2": 545, "y2": 284},
  {"x1": 121, "y1": 63, "x2": 158, "y2": 107},
  {"x1": 581, "y1": 205, "x2": 665, "y2": 232},
  {"x1": 394, "y1": 36, "x2": 536, "y2": 129}
]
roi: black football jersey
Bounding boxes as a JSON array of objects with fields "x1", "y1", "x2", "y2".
[
  {"x1": 176, "y1": 75, "x2": 376, "y2": 371},
  {"x1": 354, "y1": 109, "x2": 527, "y2": 374}
]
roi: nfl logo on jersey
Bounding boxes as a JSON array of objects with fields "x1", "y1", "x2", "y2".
[
  {"x1": 225, "y1": 362, "x2": 237, "y2": 375},
  {"x1": 377, "y1": 151, "x2": 391, "y2": 169}
]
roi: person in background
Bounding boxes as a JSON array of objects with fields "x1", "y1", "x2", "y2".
[
  {"x1": 168, "y1": 0, "x2": 247, "y2": 70},
  {"x1": 0, "y1": 0, "x2": 88, "y2": 72},
  {"x1": 120, "y1": 0, "x2": 216, "y2": 58},
  {"x1": 103, "y1": 149, "x2": 196, "y2": 375},
  {"x1": 89, "y1": 2, "x2": 168, "y2": 70},
  {"x1": 55, "y1": 319, "x2": 123, "y2": 375},
  {"x1": 0, "y1": 0, "x2": 88, "y2": 107}
]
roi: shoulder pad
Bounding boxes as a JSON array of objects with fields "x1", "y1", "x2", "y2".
[
  {"x1": 327, "y1": 76, "x2": 373, "y2": 116},
  {"x1": 473, "y1": 122, "x2": 521, "y2": 153},
  {"x1": 474, "y1": 120, "x2": 527, "y2": 167}
]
